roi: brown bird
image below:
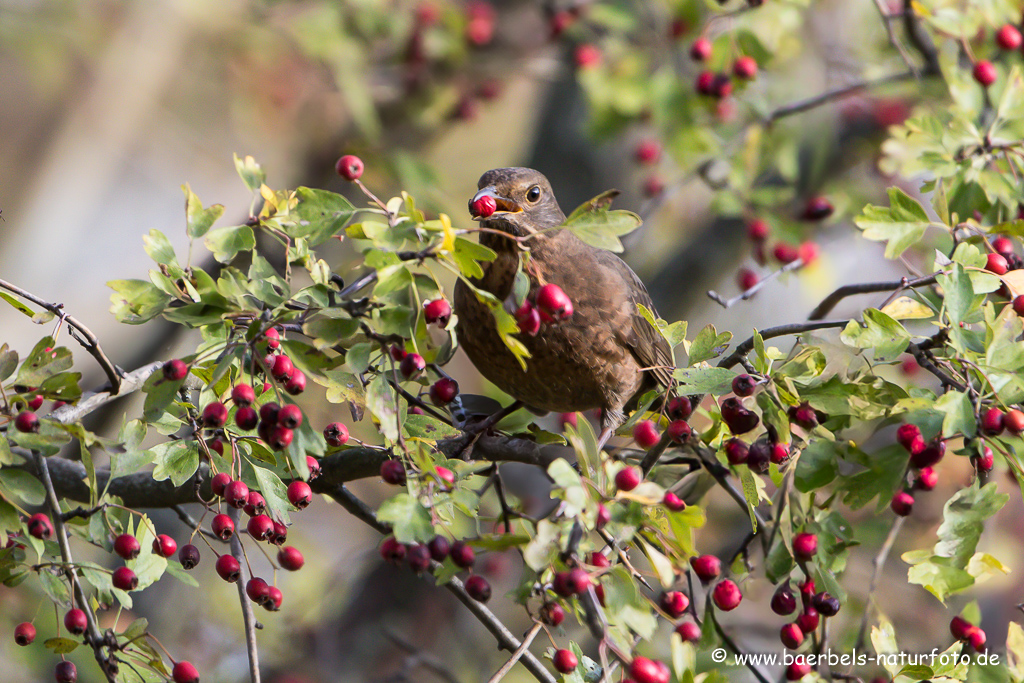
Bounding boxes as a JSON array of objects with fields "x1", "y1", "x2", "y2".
[{"x1": 453, "y1": 167, "x2": 674, "y2": 447}]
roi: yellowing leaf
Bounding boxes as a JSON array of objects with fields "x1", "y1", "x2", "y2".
[
  {"x1": 440, "y1": 213, "x2": 456, "y2": 254},
  {"x1": 880, "y1": 296, "x2": 935, "y2": 320}
]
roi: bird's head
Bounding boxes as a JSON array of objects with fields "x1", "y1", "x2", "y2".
[{"x1": 469, "y1": 167, "x2": 566, "y2": 237}]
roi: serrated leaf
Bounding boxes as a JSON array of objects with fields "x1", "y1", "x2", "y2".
[
  {"x1": 183, "y1": 185, "x2": 224, "y2": 239},
  {"x1": 855, "y1": 187, "x2": 933, "y2": 258},
  {"x1": 688, "y1": 325, "x2": 731, "y2": 365},
  {"x1": 563, "y1": 191, "x2": 641, "y2": 253},
  {"x1": 108, "y1": 279, "x2": 171, "y2": 324},
  {"x1": 150, "y1": 441, "x2": 199, "y2": 487},
  {"x1": 204, "y1": 225, "x2": 255, "y2": 263},
  {"x1": 672, "y1": 366, "x2": 735, "y2": 395},
  {"x1": 234, "y1": 154, "x2": 266, "y2": 192},
  {"x1": 292, "y1": 187, "x2": 357, "y2": 246},
  {"x1": 251, "y1": 466, "x2": 292, "y2": 524},
  {"x1": 377, "y1": 492, "x2": 433, "y2": 543},
  {"x1": 840, "y1": 309, "x2": 910, "y2": 362},
  {"x1": 366, "y1": 374, "x2": 400, "y2": 442},
  {"x1": 403, "y1": 414, "x2": 461, "y2": 441},
  {"x1": 794, "y1": 439, "x2": 839, "y2": 491},
  {"x1": 523, "y1": 519, "x2": 562, "y2": 571},
  {"x1": 933, "y1": 391, "x2": 976, "y2": 439}
]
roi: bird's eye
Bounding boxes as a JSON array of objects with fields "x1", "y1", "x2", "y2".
[{"x1": 526, "y1": 186, "x2": 542, "y2": 203}]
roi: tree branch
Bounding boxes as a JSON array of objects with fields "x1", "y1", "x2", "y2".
[
  {"x1": 765, "y1": 71, "x2": 918, "y2": 124},
  {"x1": 806, "y1": 274, "x2": 939, "y2": 321},
  {"x1": 717, "y1": 321, "x2": 850, "y2": 370},
  {"x1": 228, "y1": 506, "x2": 261, "y2": 683},
  {"x1": 0, "y1": 277, "x2": 123, "y2": 391}
]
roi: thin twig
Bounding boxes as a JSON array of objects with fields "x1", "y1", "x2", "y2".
[
  {"x1": 907, "y1": 341, "x2": 967, "y2": 391},
  {"x1": 871, "y1": 0, "x2": 920, "y2": 76},
  {"x1": 485, "y1": 623, "x2": 543, "y2": 683},
  {"x1": 854, "y1": 516, "x2": 904, "y2": 651},
  {"x1": 711, "y1": 613, "x2": 772, "y2": 683},
  {"x1": 0, "y1": 277, "x2": 122, "y2": 391},
  {"x1": 806, "y1": 274, "x2": 939, "y2": 321},
  {"x1": 716, "y1": 321, "x2": 850, "y2": 370},
  {"x1": 707, "y1": 259, "x2": 806, "y2": 309},
  {"x1": 36, "y1": 452, "x2": 118, "y2": 681},
  {"x1": 228, "y1": 506, "x2": 261, "y2": 683},
  {"x1": 765, "y1": 71, "x2": 917, "y2": 123}
]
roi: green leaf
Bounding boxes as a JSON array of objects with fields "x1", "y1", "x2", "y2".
[
  {"x1": 292, "y1": 187, "x2": 357, "y2": 246},
  {"x1": 933, "y1": 482, "x2": 1008, "y2": 567},
  {"x1": 933, "y1": 391, "x2": 976, "y2": 439},
  {"x1": 16, "y1": 338, "x2": 73, "y2": 388},
  {"x1": 688, "y1": 325, "x2": 732, "y2": 365},
  {"x1": 794, "y1": 439, "x2": 839, "y2": 491},
  {"x1": 143, "y1": 229, "x2": 178, "y2": 266},
  {"x1": 840, "y1": 309, "x2": 910, "y2": 362},
  {"x1": 937, "y1": 264, "x2": 975, "y2": 325},
  {"x1": 108, "y1": 279, "x2": 171, "y2": 324},
  {"x1": 44, "y1": 637, "x2": 80, "y2": 654},
  {"x1": 855, "y1": 187, "x2": 933, "y2": 258},
  {"x1": 251, "y1": 466, "x2": 292, "y2": 524},
  {"x1": 402, "y1": 414, "x2": 461, "y2": 441},
  {"x1": 204, "y1": 225, "x2": 255, "y2": 263},
  {"x1": 0, "y1": 470, "x2": 46, "y2": 506},
  {"x1": 451, "y1": 237, "x2": 496, "y2": 279},
  {"x1": 183, "y1": 185, "x2": 225, "y2": 239},
  {"x1": 142, "y1": 370, "x2": 186, "y2": 423},
  {"x1": 563, "y1": 191, "x2": 642, "y2": 253},
  {"x1": 365, "y1": 374, "x2": 401, "y2": 443},
  {"x1": 377, "y1": 492, "x2": 433, "y2": 543},
  {"x1": 150, "y1": 441, "x2": 199, "y2": 487},
  {"x1": 234, "y1": 154, "x2": 266, "y2": 192},
  {"x1": 523, "y1": 519, "x2": 562, "y2": 571},
  {"x1": 0, "y1": 346, "x2": 18, "y2": 381},
  {"x1": 672, "y1": 366, "x2": 735, "y2": 395},
  {"x1": 303, "y1": 316, "x2": 360, "y2": 349}
]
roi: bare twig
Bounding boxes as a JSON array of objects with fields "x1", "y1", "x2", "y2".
[
  {"x1": 907, "y1": 341, "x2": 967, "y2": 391},
  {"x1": 228, "y1": 506, "x2": 261, "y2": 683},
  {"x1": 765, "y1": 71, "x2": 917, "y2": 124},
  {"x1": 0, "y1": 277, "x2": 122, "y2": 391},
  {"x1": 716, "y1": 321, "x2": 850, "y2": 371},
  {"x1": 806, "y1": 274, "x2": 939, "y2": 321},
  {"x1": 855, "y1": 516, "x2": 905, "y2": 651},
  {"x1": 485, "y1": 622, "x2": 543, "y2": 683},
  {"x1": 707, "y1": 259, "x2": 806, "y2": 309},
  {"x1": 710, "y1": 612, "x2": 772, "y2": 683}
]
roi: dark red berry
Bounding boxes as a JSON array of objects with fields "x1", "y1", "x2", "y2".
[
  {"x1": 244, "y1": 491, "x2": 267, "y2": 516},
  {"x1": 430, "y1": 378, "x2": 459, "y2": 405},
  {"x1": 553, "y1": 648, "x2": 578, "y2": 673},
  {"x1": 285, "y1": 370, "x2": 307, "y2": 395},
  {"x1": 247, "y1": 514, "x2": 274, "y2": 541},
  {"x1": 661, "y1": 591, "x2": 689, "y2": 618},
  {"x1": 381, "y1": 459, "x2": 407, "y2": 485},
  {"x1": 635, "y1": 139, "x2": 661, "y2": 164},
  {"x1": 287, "y1": 481, "x2": 312, "y2": 509},
  {"x1": 271, "y1": 354, "x2": 294, "y2": 381},
  {"x1": 797, "y1": 608, "x2": 820, "y2": 633},
  {"x1": 324, "y1": 422, "x2": 349, "y2": 447},
  {"x1": 663, "y1": 491, "x2": 686, "y2": 511},
  {"x1": 910, "y1": 439, "x2": 945, "y2": 468},
  {"x1": 667, "y1": 396, "x2": 693, "y2": 421},
  {"x1": 721, "y1": 397, "x2": 759, "y2": 434},
  {"x1": 179, "y1": 544, "x2": 200, "y2": 569},
  {"x1": 789, "y1": 402, "x2": 818, "y2": 430},
  {"x1": 270, "y1": 521, "x2": 288, "y2": 545},
  {"x1": 747, "y1": 219, "x2": 769, "y2": 241},
  {"x1": 235, "y1": 406, "x2": 258, "y2": 430},
  {"x1": 202, "y1": 402, "x2": 228, "y2": 428},
  {"x1": 216, "y1": 554, "x2": 241, "y2": 582},
  {"x1": 64, "y1": 608, "x2": 87, "y2": 636},
  {"x1": 968, "y1": 626, "x2": 987, "y2": 651},
  {"x1": 14, "y1": 622, "x2": 35, "y2": 646},
  {"x1": 335, "y1": 154, "x2": 364, "y2": 181},
  {"x1": 812, "y1": 591, "x2": 840, "y2": 616},
  {"x1": 724, "y1": 438, "x2": 749, "y2": 465},
  {"x1": 976, "y1": 446, "x2": 995, "y2": 472},
  {"x1": 262, "y1": 327, "x2": 281, "y2": 349},
  {"x1": 732, "y1": 374, "x2": 756, "y2": 397},
  {"x1": 780, "y1": 622, "x2": 804, "y2": 648},
  {"x1": 153, "y1": 534, "x2": 177, "y2": 557},
  {"x1": 465, "y1": 574, "x2": 492, "y2": 602},
  {"x1": 212, "y1": 472, "x2": 232, "y2": 498},
  {"x1": 516, "y1": 302, "x2": 542, "y2": 336},
  {"x1": 633, "y1": 420, "x2": 660, "y2": 448},
  {"x1": 259, "y1": 402, "x2": 280, "y2": 425},
  {"x1": 792, "y1": 532, "x2": 817, "y2": 562},
  {"x1": 667, "y1": 420, "x2": 691, "y2": 443},
  {"x1": 890, "y1": 490, "x2": 914, "y2": 516},
  {"x1": 112, "y1": 566, "x2": 138, "y2": 591},
  {"x1": 771, "y1": 584, "x2": 797, "y2": 615},
  {"x1": 738, "y1": 268, "x2": 759, "y2": 291},
  {"x1": 277, "y1": 404, "x2": 303, "y2": 430},
  {"x1": 225, "y1": 480, "x2": 250, "y2": 508},
  {"x1": 540, "y1": 602, "x2": 565, "y2": 626},
  {"x1": 981, "y1": 407, "x2": 1004, "y2": 435},
  {"x1": 552, "y1": 568, "x2": 591, "y2": 597},
  {"x1": 973, "y1": 60, "x2": 997, "y2": 86},
  {"x1": 428, "y1": 536, "x2": 450, "y2": 562},
  {"x1": 950, "y1": 615, "x2": 973, "y2": 640},
  {"x1": 163, "y1": 359, "x2": 188, "y2": 381},
  {"x1": 278, "y1": 546, "x2": 304, "y2": 571},
  {"x1": 27, "y1": 513, "x2": 53, "y2": 540},
  {"x1": 114, "y1": 534, "x2": 141, "y2": 560},
  {"x1": 915, "y1": 466, "x2": 938, "y2": 490},
  {"x1": 588, "y1": 551, "x2": 611, "y2": 568},
  {"x1": 406, "y1": 543, "x2": 432, "y2": 574},
  {"x1": 14, "y1": 411, "x2": 39, "y2": 433},
  {"x1": 676, "y1": 620, "x2": 701, "y2": 642},
  {"x1": 380, "y1": 536, "x2": 405, "y2": 563},
  {"x1": 55, "y1": 661, "x2": 77, "y2": 683},
  {"x1": 400, "y1": 353, "x2": 426, "y2": 379},
  {"x1": 536, "y1": 284, "x2": 574, "y2": 320},
  {"x1": 450, "y1": 540, "x2": 476, "y2": 568},
  {"x1": 424, "y1": 299, "x2": 452, "y2": 327},
  {"x1": 690, "y1": 38, "x2": 712, "y2": 61},
  {"x1": 595, "y1": 504, "x2": 610, "y2": 530},
  {"x1": 802, "y1": 196, "x2": 834, "y2": 221},
  {"x1": 712, "y1": 579, "x2": 742, "y2": 611},
  {"x1": 231, "y1": 383, "x2": 255, "y2": 406},
  {"x1": 896, "y1": 423, "x2": 924, "y2": 453}
]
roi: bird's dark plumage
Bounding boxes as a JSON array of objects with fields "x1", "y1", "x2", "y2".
[{"x1": 454, "y1": 167, "x2": 673, "y2": 444}]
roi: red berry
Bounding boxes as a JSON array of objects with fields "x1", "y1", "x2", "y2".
[
  {"x1": 231, "y1": 383, "x2": 255, "y2": 406},
  {"x1": 737, "y1": 268, "x2": 759, "y2": 291},
  {"x1": 264, "y1": 585, "x2": 283, "y2": 611},
  {"x1": 690, "y1": 38, "x2": 712, "y2": 61},
  {"x1": 968, "y1": 626, "x2": 987, "y2": 651},
  {"x1": 424, "y1": 299, "x2": 452, "y2": 326},
  {"x1": 274, "y1": 405, "x2": 300, "y2": 431},
  {"x1": 633, "y1": 420, "x2": 660, "y2": 448},
  {"x1": 721, "y1": 398, "x2": 759, "y2": 434},
  {"x1": 64, "y1": 608, "x2": 87, "y2": 635},
  {"x1": 285, "y1": 370, "x2": 307, "y2": 395},
  {"x1": 450, "y1": 540, "x2": 476, "y2": 568},
  {"x1": 676, "y1": 620, "x2": 701, "y2": 642},
  {"x1": 595, "y1": 504, "x2": 610, "y2": 530},
  {"x1": 667, "y1": 396, "x2": 693, "y2": 421},
  {"x1": 271, "y1": 355, "x2": 294, "y2": 381},
  {"x1": 661, "y1": 590, "x2": 689, "y2": 618},
  {"x1": 244, "y1": 491, "x2": 267, "y2": 516},
  {"x1": 324, "y1": 422, "x2": 349, "y2": 447},
  {"x1": 225, "y1": 480, "x2": 249, "y2": 508},
  {"x1": 553, "y1": 648, "x2": 578, "y2": 673},
  {"x1": 540, "y1": 602, "x2": 566, "y2": 626},
  {"x1": 802, "y1": 196, "x2": 834, "y2": 221},
  {"x1": 246, "y1": 577, "x2": 271, "y2": 606},
  {"x1": 400, "y1": 353, "x2": 426, "y2": 379},
  {"x1": 712, "y1": 579, "x2": 742, "y2": 611},
  {"x1": 470, "y1": 195, "x2": 497, "y2": 218},
  {"x1": 202, "y1": 402, "x2": 228, "y2": 428},
  {"x1": 663, "y1": 490, "x2": 686, "y2": 511},
  {"x1": 27, "y1": 394, "x2": 44, "y2": 410},
  {"x1": 629, "y1": 656, "x2": 670, "y2": 683},
  {"x1": 976, "y1": 446, "x2": 995, "y2": 472},
  {"x1": 287, "y1": 481, "x2": 312, "y2": 509},
  {"x1": 667, "y1": 420, "x2": 691, "y2": 443},
  {"x1": 994, "y1": 236, "x2": 1015, "y2": 256},
  {"x1": 262, "y1": 327, "x2": 281, "y2": 349},
  {"x1": 797, "y1": 608, "x2": 820, "y2": 633},
  {"x1": 732, "y1": 374, "x2": 756, "y2": 397},
  {"x1": 27, "y1": 513, "x2": 53, "y2": 540},
  {"x1": 113, "y1": 534, "x2": 141, "y2": 560},
  {"x1": 996, "y1": 24, "x2": 1023, "y2": 49},
  {"x1": 642, "y1": 175, "x2": 665, "y2": 197},
  {"x1": 981, "y1": 407, "x2": 1004, "y2": 435},
  {"x1": 14, "y1": 622, "x2": 36, "y2": 646},
  {"x1": 974, "y1": 60, "x2": 997, "y2": 86},
  {"x1": 798, "y1": 241, "x2": 820, "y2": 265},
  {"x1": 950, "y1": 615, "x2": 973, "y2": 640},
  {"x1": 896, "y1": 423, "x2": 924, "y2": 453},
  {"x1": 259, "y1": 402, "x2": 280, "y2": 426},
  {"x1": 270, "y1": 521, "x2": 288, "y2": 545},
  {"x1": 406, "y1": 543, "x2": 432, "y2": 574},
  {"x1": 428, "y1": 536, "x2": 450, "y2": 562},
  {"x1": 216, "y1": 554, "x2": 241, "y2": 582},
  {"x1": 465, "y1": 574, "x2": 492, "y2": 602},
  {"x1": 771, "y1": 443, "x2": 791, "y2": 464},
  {"x1": 890, "y1": 490, "x2": 914, "y2": 516},
  {"x1": 153, "y1": 534, "x2": 177, "y2": 557},
  {"x1": 435, "y1": 466, "x2": 455, "y2": 486},
  {"x1": 212, "y1": 514, "x2": 235, "y2": 540},
  {"x1": 786, "y1": 658, "x2": 812, "y2": 680},
  {"x1": 163, "y1": 359, "x2": 188, "y2": 381},
  {"x1": 733, "y1": 55, "x2": 758, "y2": 79},
  {"x1": 430, "y1": 378, "x2": 459, "y2": 405},
  {"x1": 773, "y1": 242, "x2": 800, "y2": 264},
  {"x1": 771, "y1": 584, "x2": 797, "y2": 615},
  {"x1": 247, "y1": 514, "x2": 274, "y2": 541},
  {"x1": 536, "y1": 284, "x2": 574, "y2": 320},
  {"x1": 812, "y1": 591, "x2": 841, "y2": 616},
  {"x1": 179, "y1": 544, "x2": 201, "y2": 569},
  {"x1": 552, "y1": 568, "x2": 591, "y2": 597},
  {"x1": 112, "y1": 566, "x2": 138, "y2": 591},
  {"x1": 381, "y1": 459, "x2": 407, "y2": 485},
  {"x1": 14, "y1": 411, "x2": 39, "y2": 433},
  {"x1": 746, "y1": 442, "x2": 771, "y2": 472},
  {"x1": 588, "y1": 551, "x2": 611, "y2": 568},
  {"x1": 780, "y1": 622, "x2": 804, "y2": 648},
  {"x1": 690, "y1": 555, "x2": 722, "y2": 581},
  {"x1": 267, "y1": 425, "x2": 293, "y2": 451},
  {"x1": 55, "y1": 661, "x2": 77, "y2": 683},
  {"x1": 1006, "y1": 408, "x2": 1024, "y2": 434},
  {"x1": 724, "y1": 438, "x2": 749, "y2": 465},
  {"x1": 380, "y1": 536, "x2": 406, "y2": 563},
  {"x1": 560, "y1": 412, "x2": 578, "y2": 430},
  {"x1": 172, "y1": 658, "x2": 199, "y2": 681},
  {"x1": 792, "y1": 532, "x2": 817, "y2": 562},
  {"x1": 986, "y1": 252, "x2": 1009, "y2": 275},
  {"x1": 574, "y1": 44, "x2": 602, "y2": 68},
  {"x1": 516, "y1": 302, "x2": 542, "y2": 335},
  {"x1": 911, "y1": 439, "x2": 945, "y2": 468},
  {"x1": 615, "y1": 466, "x2": 641, "y2": 492},
  {"x1": 915, "y1": 466, "x2": 938, "y2": 491},
  {"x1": 747, "y1": 219, "x2": 769, "y2": 241},
  {"x1": 335, "y1": 154, "x2": 364, "y2": 181},
  {"x1": 635, "y1": 139, "x2": 661, "y2": 164},
  {"x1": 235, "y1": 406, "x2": 258, "y2": 430}
]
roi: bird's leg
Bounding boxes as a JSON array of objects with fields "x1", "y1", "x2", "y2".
[
  {"x1": 596, "y1": 408, "x2": 625, "y2": 452},
  {"x1": 596, "y1": 427, "x2": 614, "y2": 452}
]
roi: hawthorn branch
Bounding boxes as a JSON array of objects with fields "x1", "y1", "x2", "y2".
[
  {"x1": 0, "y1": 277, "x2": 122, "y2": 391},
  {"x1": 707, "y1": 259, "x2": 806, "y2": 309},
  {"x1": 228, "y1": 506, "x2": 261, "y2": 683},
  {"x1": 485, "y1": 622, "x2": 543, "y2": 683},
  {"x1": 765, "y1": 71, "x2": 917, "y2": 124},
  {"x1": 907, "y1": 341, "x2": 967, "y2": 392},
  {"x1": 717, "y1": 321, "x2": 850, "y2": 370},
  {"x1": 328, "y1": 484, "x2": 556, "y2": 683},
  {"x1": 806, "y1": 274, "x2": 939, "y2": 321},
  {"x1": 855, "y1": 516, "x2": 904, "y2": 652},
  {"x1": 36, "y1": 452, "x2": 119, "y2": 681}
]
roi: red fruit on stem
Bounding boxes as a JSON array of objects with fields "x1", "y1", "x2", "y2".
[
  {"x1": 993, "y1": 236, "x2": 1015, "y2": 256},
  {"x1": 695, "y1": 70, "x2": 716, "y2": 95},
  {"x1": 690, "y1": 38, "x2": 712, "y2": 61},
  {"x1": 986, "y1": 252, "x2": 1009, "y2": 275},
  {"x1": 732, "y1": 374, "x2": 756, "y2": 397},
  {"x1": 733, "y1": 55, "x2": 758, "y2": 79},
  {"x1": 216, "y1": 554, "x2": 241, "y2": 582},
  {"x1": 661, "y1": 591, "x2": 690, "y2": 618},
  {"x1": 690, "y1": 555, "x2": 721, "y2": 581},
  {"x1": 114, "y1": 534, "x2": 141, "y2": 560},
  {"x1": 112, "y1": 566, "x2": 138, "y2": 591},
  {"x1": 64, "y1": 608, "x2": 88, "y2": 635},
  {"x1": 55, "y1": 661, "x2": 77, "y2": 683},
  {"x1": 287, "y1": 481, "x2": 313, "y2": 509},
  {"x1": 663, "y1": 490, "x2": 686, "y2": 511},
  {"x1": 212, "y1": 514, "x2": 235, "y2": 540},
  {"x1": 536, "y1": 283, "x2": 574, "y2": 320},
  {"x1": 153, "y1": 534, "x2": 177, "y2": 557},
  {"x1": 996, "y1": 24, "x2": 1023, "y2": 49},
  {"x1": 400, "y1": 353, "x2": 426, "y2": 379},
  {"x1": 629, "y1": 656, "x2": 670, "y2": 683},
  {"x1": 450, "y1": 540, "x2": 476, "y2": 568},
  {"x1": 595, "y1": 504, "x2": 610, "y2": 530},
  {"x1": 540, "y1": 602, "x2": 565, "y2": 626},
  {"x1": 797, "y1": 608, "x2": 820, "y2": 633},
  {"x1": 285, "y1": 370, "x2": 306, "y2": 395},
  {"x1": 792, "y1": 532, "x2": 817, "y2": 562},
  {"x1": 336, "y1": 154, "x2": 364, "y2": 181},
  {"x1": 271, "y1": 354, "x2": 294, "y2": 381},
  {"x1": 747, "y1": 219, "x2": 769, "y2": 241},
  {"x1": 667, "y1": 396, "x2": 693, "y2": 421},
  {"x1": 235, "y1": 406, "x2": 258, "y2": 430},
  {"x1": 428, "y1": 536, "x2": 450, "y2": 562},
  {"x1": 738, "y1": 268, "x2": 759, "y2": 291},
  {"x1": 247, "y1": 514, "x2": 274, "y2": 541},
  {"x1": 724, "y1": 438, "x2": 749, "y2": 465},
  {"x1": 27, "y1": 513, "x2": 53, "y2": 540},
  {"x1": 465, "y1": 574, "x2": 492, "y2": 602},
  {"x1": 516, "y1": 302, "x2": 542, "y2": 335},
  {"x1": 324, "y1": 422, "x2": 349, "y2": 447},
  {"x1": 973, "y1": 60, "x2": 997, "y2": 86},
  {"x1": 981, "y1": 407, "x2": 1004, "y2": 435},
  {"x1": 380, "y1": 536, "x2": 406, "y2": 563},
  {"x1": 968, "y1": 626, "x2": 987, "y2": 651},
  {"x1": 225, "y1": 480, "x2": 249, "y2": 508},
  {"x1": 424, "y1": 299, "x2": 452, "y2": 326},
  {"x1": 268, "y1": 425, "x2": 293, "y2": 451},
  {"x1": 676, "y1": 620, "x2": 701, "y2": 642},
  {"x1": 915, "y1": 466, "x2": 938, "y2": 491},
  {"x1": 14, "y1": 622, "x2": 36, "y2": 646},
  {"x1": 259, "y1": 402, "x2": 280, "y2": 425},
  {"x1": 406, "y1": 543, "x2": 431, "y2": 574},
  {"x1": 633, "y1": 420, "x2": 660, "y2": 448},
  {"x1": 890, "y1": 490, "x2": 914, "y2": 516},
  {"x1": 553, "y1": 649, "x2": 578, "y2": 673},
  {"x1": 15, "y1": 411, "x2": 39, "y2": 433},
  {"x1": 1004, "y1": 408, "x2": 1024, "y2": 434},
  {"x1": 172, "y1": 662, "x2": 200, "y2": 683},
  {"x1": 574, "y1": 44, "x2": 602, "y2": 69},
  {"x1": 634, "y1": 139, "x2": 661, "y2": 164},
  {"x1": 643, "y1": 175, "x2": 665, "y2": 197},
  {"x1": 976, "y1": 446, "x2": 995, "y2": 472},
  {"x1": 381, "y1": 459, "x2": 407, "y2": 485},
  {"x1": 179, "y1": 544, "x2": 201, "y2": 569},
  {"x1": 802, "y1": 196, "x2": 834, "y2": 221},
  {"x1": 910, "y1": 439, "x2": 945, "y2": 468},
  {"x1": 615, "y1": 466, "x2": 641, "y2": 492},
  {"x1": 278, "y1": 404, "x2": 303, "y2": 430},
  {"x1": 270, "y1": 521, "x2": 288, "y2": 545},
  {"x1": 244, "y1": 491, "x2": 267, "y2": 516},
  {"x1": 772, "y1": 584, "x2": 797, "y2": 615},
  {"x1": 262, "y1": 327, "x2": 281, "y2": 349},
  {"x1": 950, "y1": 615, "x2": 973, "y2": 640},
  {"x1": 27, "y1": 394, "x2": 43, "y2": 410},
  {"x1": 430, "y1": 378, "x2": 459, "y2": 405},
  {"x1": 588, "y1": 551, "x2": 611, "y2": 568},
  {"x1": 202, "y1": 402, "x2": 228, "y2": 428},
  {"x1": 780, "y1": 622, "x2": 805, "y2": 649},
  {"x1": 434, "y1": 466, "x2": 455, "y2": 486},
  {"x1": 552, "y1": 568, "x2": 591, "y2": 597},
  {"x1": 246, "y1": 577, "x2": 271, "y2": 606},
  {"x1": 712, "y1": 579, "x2": 742, "y2": 611},
  {"x1": 896, "y1": 423, "x2": 924, "y2": 453},
  {"x1": 773, "y1": 242, "x2": 800, "y2": 264},
  {"x1": 786, "y1": 658, "x2": 812, "y2": 680},
  {"x1": 265, "y1": 586, "x2": 283, "y2": 611},
  {"x1": 163, "y1": 359, "x2": 188, "y2": 381},
  {"x1": 231, "y1": 383, "x2": 255, "y2": 406}
]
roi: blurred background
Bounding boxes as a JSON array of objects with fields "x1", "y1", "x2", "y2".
[{"x1": 1, "y1": 1, "x2": 1021, "y2": 682}]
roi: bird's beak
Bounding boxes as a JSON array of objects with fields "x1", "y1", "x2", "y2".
[{"x1": 470, "y1": 186, "x2": 522, "y2": 220}]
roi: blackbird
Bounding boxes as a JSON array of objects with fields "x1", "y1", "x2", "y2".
[{"x1": 453, "y1": 167, "x2": 674, "y2": 447}]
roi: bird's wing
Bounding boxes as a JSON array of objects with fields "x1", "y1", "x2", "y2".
[{"x1": 597, "y1": 252, "x2": 676, "y2": 390}]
